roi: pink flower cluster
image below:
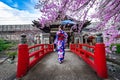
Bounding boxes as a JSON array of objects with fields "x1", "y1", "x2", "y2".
[{"x1": 35, "y1": 0, "x2": 120, "y2": 54}]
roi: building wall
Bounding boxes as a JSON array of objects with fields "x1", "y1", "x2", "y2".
[
  {"x1": 0, "y1": 24, "x2": 38, "y2": 31},
  {"x1": 0, "y1": 24, "x2": 40, "y2": 41}
]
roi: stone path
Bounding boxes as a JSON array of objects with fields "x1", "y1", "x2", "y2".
[
  {"x1": 0, "y1": 46, "x2": 17, "y2": 80},
  {"x1": 23, "y1": 52, "x2": 104, "y2": 80},
  {"x1": 0, "y1": 59, "x2": 17, "y2": 80}
]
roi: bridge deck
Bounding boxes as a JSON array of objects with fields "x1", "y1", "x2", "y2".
[{"x1": 22, "y1": 51, "x2": 102, "y2": 80}]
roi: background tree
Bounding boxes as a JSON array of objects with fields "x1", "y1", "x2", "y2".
[{"x1": 34, "y1": 0, "x2": 120, "y2": 53}]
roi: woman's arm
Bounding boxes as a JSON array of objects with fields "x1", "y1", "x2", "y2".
[
  {"x1": 64, "y1": 32, "x2": 68, "y2": 43},
  {"x1": 54, "y1": 32, "x2": 58, "y2": 44}
]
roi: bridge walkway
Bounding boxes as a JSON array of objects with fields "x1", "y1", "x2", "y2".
[{"x1": 22, "y1": 51, "x2": 102, "y2": 80}]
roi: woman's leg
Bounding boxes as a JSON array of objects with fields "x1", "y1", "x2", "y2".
[
  {"x1": 58, "y1": 53, "x2": 64, "y2": 61},
  {"x1": 57, "y1": 41, "x2": 65, "y2": 63}
]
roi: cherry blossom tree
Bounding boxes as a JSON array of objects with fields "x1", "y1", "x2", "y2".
[
  {"x1": 35, "y1": 0, "x2": 96, "y2": 29},
  {"x1": 92, "y1": 0, "x2": 120, "y2": 53},
  {"x1": 34, "y1": 0, "x2": 120, "y2": 53}
]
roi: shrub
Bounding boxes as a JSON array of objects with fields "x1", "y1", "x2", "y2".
[
  {"x1": 0, "y1": 39, "x2": 13, "y2": 52},
  {"x1": 110, "y1": 43, "x2": 120, "y2": 54},
  {"x1": 116, "y1": 44, "x2": 120, "y2": 54}
]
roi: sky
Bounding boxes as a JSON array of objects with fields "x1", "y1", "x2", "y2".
[
  {"x1": 0, "y1": 0, "x2": 99, "y2": 25},
  {"x1": 0, "y1": 0, "x2": 41, "y2": 25}
]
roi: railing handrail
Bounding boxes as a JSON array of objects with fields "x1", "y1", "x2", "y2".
[
  {"x1": 70, "y1": 43, "x2": 108, "y2": 79},
  {"x1": 28, "y1": 44, "x2": 44, "y2": 49},
  {"x1": 17, "y1": 43, "x2": 54, "y2": 78}
]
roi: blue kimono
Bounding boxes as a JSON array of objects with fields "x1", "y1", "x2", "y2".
[{"x1": 54, "y1": 30, "x2": 68, "y2": 63}]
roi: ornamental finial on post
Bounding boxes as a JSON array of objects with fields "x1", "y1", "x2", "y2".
[
  {"x1": 21, "y1": 33, "x2": 27, "y2": 44},
  {"x1": 96, "y1": 33, "x2": 103, "y2": 43}
]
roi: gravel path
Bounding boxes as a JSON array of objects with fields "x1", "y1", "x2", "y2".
[{"x1": 107, "y1": 62, "x2": 120, "y2": 80}]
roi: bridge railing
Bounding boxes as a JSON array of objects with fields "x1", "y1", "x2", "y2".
[
  {"x1": 16, "y1": 34, "x2": 54, "y2": 78},
  {"x1": 70, "y1": 34, "x2": 108, "y2": 79},
  {"x1": 70, "y1": 44, "x2": 95, "y2": 69},
  {"x1": 28, "y1": 44, "x2": 53, "y2": 69}
]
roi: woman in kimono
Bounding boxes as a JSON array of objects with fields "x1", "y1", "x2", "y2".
[{"x1": 54, "y1": 25, "x2": 68, "y2": 64}]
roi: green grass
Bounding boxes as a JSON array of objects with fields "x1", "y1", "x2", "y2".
[
  {"x1": 0, "y1": 38, "x2": 18, "y2": 58},
  {"x1": 7, "y1": 51, "x2": 17, "y2": 57},
  {"x1": 0, "y1": 39, "x2": 16, "y2": 52}
]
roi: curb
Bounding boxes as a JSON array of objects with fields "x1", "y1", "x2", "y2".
[
  {"x1": 0, "y1": 57, "x2": 9, "y2": 64},
  {"x1": 107, "y1": 58, "x2": 120, "y2": 66}
]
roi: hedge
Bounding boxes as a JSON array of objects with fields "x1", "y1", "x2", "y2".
[
  {"x1": 110, "y1": 43, "x2": 120, "y2": 54},
  {"x1": 0, "y1": 39, "x2": 13, "y2": 52}
]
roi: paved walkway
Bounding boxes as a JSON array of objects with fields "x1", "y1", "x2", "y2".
[
  {"x1": 23, "y1": 51, "x2": 103, "y2": 80},
  {"x1": 0, "y1": 58, "x2": 17, "y2": 80}
]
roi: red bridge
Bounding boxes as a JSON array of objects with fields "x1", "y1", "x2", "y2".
[{"x1": 16, "y1": 35, "x2": 108, "y2": 80}]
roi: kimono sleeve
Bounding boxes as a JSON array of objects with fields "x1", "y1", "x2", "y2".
[
  {"x1": 64, "y1": 32, "x2": 68, "y2": 43},
  {"x1": 54, "y1": 32, "x2": 58, "y2": 44}
]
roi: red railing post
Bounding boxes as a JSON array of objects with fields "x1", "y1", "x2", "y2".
[
  {"x1": 17, "y1": 34, "x2": 29, "y2": 78},
  {"x1": 41, "y1": 44, "x2": 44, "y2": 54},
  {"x1": 94, "y1": 34, "x2": 108, "y2": 78},
  {"x1": 49, "y1": 44, "x2": 51, "y2": 52},
  {"x1": 48, "y1": 44, "x2": 50, "y2": 53},
  {"x1": 72, "y1": 44, "x2": 75, "y2": 52},
  {"x1": 74, "y1": 44, "x2": 76, "y2": 53},
  {"x1": 79, "y1": 44, "x2": 82, "y2": 54},
  {"x1": 75, "y1": 44, "x2": 77, "y2": 53},
  {"x1": 46, "y1": 44, "x2": 48, "y2": 53},
  {"x1": 50, "y1": 44, "x2": 52, "y2": 52},
  {"x1": 71, "y1": 44, "x2": 73, "y2": 52}
]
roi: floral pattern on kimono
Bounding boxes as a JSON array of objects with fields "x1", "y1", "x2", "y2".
[{"x1": 54, "y1": 30, "x2": 68, "y2": 62}]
